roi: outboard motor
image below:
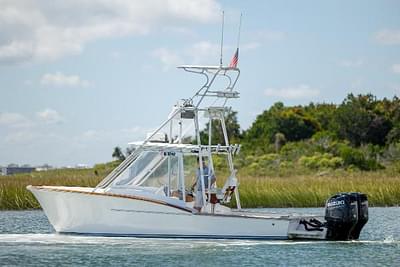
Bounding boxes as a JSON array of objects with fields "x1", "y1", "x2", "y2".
[
  {"x1": 349, "y1": 193, "x2": 369, "y2": 239},
  {"x1": 325, "y1": 192, "x2": 368, "y2": 240}
]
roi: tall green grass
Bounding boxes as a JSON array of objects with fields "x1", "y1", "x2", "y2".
[
  {"x1": 238, "y1": 171, "x2": 400, "y2": 208},
  {"x1": 0, "y1": 168, "x2": 103, "y2": 210},
  {"x1": 0, "y1": 166, "x2": 399, "y2": 210}
]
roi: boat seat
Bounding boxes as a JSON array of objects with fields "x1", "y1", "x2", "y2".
[
  {"x1": 221, "y1": 185, "x2": 236, "y2": 203},
  {"x1": 205, "y1": 185, "x2": 236, "y2": 204},
  {"x1": 205, "y1": 188, "x2": 222, "y2": 204},
  {"x1": 217, "y1": 171, "x2": 238, "y2": 203}
]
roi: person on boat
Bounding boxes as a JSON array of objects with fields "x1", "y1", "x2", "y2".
[{"x1": 191, "y1": 157, "x2": 216, "y2": 212}]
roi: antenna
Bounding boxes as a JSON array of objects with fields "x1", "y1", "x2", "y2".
[
  {"x1": 219, "y1": 11, "x2": 225, "y2": 67},
  {"x1": 236, "y1": 13, "x2": 242, "y2": 50}
]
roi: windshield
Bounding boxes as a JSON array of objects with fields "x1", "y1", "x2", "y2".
[
  {"x1": 111, "y1": 151, "x2": 162, "y2": 186},
  {"x1": 140, "y1": 156, "x2": 179, "y2": 190}
]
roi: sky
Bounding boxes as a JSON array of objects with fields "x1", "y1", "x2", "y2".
[{"x1": 1, "y1": 0, "x2": 400, "y2": 167}]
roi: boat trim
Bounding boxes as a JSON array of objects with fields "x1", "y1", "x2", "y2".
[{"x1": 28, "y1": 185, "x2": 195, "y2": 213}]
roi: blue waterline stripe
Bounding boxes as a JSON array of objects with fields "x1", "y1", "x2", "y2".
[{"x1": 60, "y1": 232, "x2": 288, "y2": 240}]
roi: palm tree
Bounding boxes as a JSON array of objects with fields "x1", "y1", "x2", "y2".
[{"x1": 112, "y1": 146, "x2": 125, "y2": 161}]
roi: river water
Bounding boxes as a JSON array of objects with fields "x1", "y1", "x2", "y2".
[{"x1": 0, "y1": 207, "x2": 398, "y2": 266}]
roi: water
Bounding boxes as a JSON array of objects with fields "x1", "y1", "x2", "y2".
[{"x1": 0, "y1": 208, "x2": 399, "y2": 266}]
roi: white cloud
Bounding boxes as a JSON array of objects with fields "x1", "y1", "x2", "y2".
[
  {"x1": 36, "y1": 109, "x2": 63, "y2": 124},
  {"x1": 4, "y1": 130, "x2": 37, "y2": 144},
  {"x1": 374, "y1": 29, "x2": 400, "y2": 45},
  {"x1": 151, "y1": 48, "x2": 183, "y2": 71},
  {"x1": 339, "y1": 59, "x2": 364, "y2": 68},
  {"x1": 82, "y1": 126, "x2": 148, "y2": 140},
  {"x1": 392, "y1": 64, "x2": 400, "y2": 74},
  {"x1": 264, "y1": 85, "x2": 320, "y2": 99},
  {"x1": 0, "y1": 0, "x2": 220, "y2": 64},
  {"x1": 152, "y1": 37, "x2": 270, "y2": 69},
  {"x1": 0, "y1": 109, "x2": 63, "y2": 128},
  {"x1": 40, "y1": 72, "x2": 91, "y2": 87},
  {"x1": 152, "y1": 40, "x2": 236, "y2": 69},
  {"x1": 0, "y1": 112, "x2": 32, "y2": 128},
  {"x1": 152, "y1": 41, "x2": 227, "y2": 69},
  {"x1": 187, "y1": 41, "x2": 221, "y2": 65},
  {"x1": 0, "y1": 41, "x2": 34, "y2": 63},
  {"x1": 162, "y1": 26, "x2": 197, "y2": 38}
]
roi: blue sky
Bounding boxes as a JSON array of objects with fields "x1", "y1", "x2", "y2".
[{"x1": 0, "y1": 0, "x2": 400, "y2": 166}]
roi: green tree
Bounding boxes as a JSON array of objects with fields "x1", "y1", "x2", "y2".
[
  {"x1": 382, "y1": 96, "x2": 400, "y2": 144},
  {"x1": 304, "y1": 103, "x2": 337, "y2": 132},
  {"x1": 334, "y1": 94, "x2": 392, "y2": 146},
  {"x1": 275, "y1": 108, "x2": 319, "y2": 141},
  {"x1": 243, "y1": 103, "x2": 319, "y2": 152},
  {"x1": 200, "y1": 110, "x2": 241, "y2": 145}
]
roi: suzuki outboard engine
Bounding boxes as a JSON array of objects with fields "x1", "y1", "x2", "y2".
[
  {"x1": 325, "y1": 192, "x2": 368, "y2": 240},
  {"x1": 349, "y1": 193, "x2": 369, "y2": 239}
]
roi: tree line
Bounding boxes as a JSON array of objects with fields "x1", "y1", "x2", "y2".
[
  {"x1": 242, "y1": 93, "x2": 400, "y2": 149},
  {"x1": 113, "y1": 93, "x2": 400, "y2": 173},
  {"x1": 202, "y1": 93, "x2": 400, "y2": 173}
]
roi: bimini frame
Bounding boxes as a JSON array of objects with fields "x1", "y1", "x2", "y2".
[{"x1": 95, "y1": 65, "x2": 242, "y2": 210}]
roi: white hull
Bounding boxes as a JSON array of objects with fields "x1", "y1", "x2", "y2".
[{"x1": 28, "y1": 185, "x2": 296, "y2": 239}]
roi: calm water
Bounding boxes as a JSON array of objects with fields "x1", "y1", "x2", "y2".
[{"x1": 0, "y1": 207, "x2": 399, "y2": 266}]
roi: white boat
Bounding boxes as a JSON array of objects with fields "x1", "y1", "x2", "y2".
[{"x1": 28, "y1": 64, "x2": 368, "y2": 240}]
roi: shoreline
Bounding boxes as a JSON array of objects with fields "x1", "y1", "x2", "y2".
[{"x1": 1, "y1": 167, "x2": 399, "y2": 210}]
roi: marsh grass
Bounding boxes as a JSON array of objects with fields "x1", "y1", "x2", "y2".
[
  {"x1": 0, "y1": 165, "x2": 399, "y2": 210},
  {"x1": 237, "y1": 171, "x2": 400, "y2": 208},
  {"x1": 0, "y1": 168, "x2": 104, "y2": 210}
]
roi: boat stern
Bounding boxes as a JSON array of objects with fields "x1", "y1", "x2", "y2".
[{"x1": 288, "y1": 192, "x2": 369, "y2": 240}]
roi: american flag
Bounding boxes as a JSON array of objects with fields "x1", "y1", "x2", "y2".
[{"x1": 229, "y1": 48, "x2": 239, "y2": 68}]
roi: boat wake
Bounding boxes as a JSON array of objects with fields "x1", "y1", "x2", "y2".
[
  {"x1": 0, "y1": 233, "x2": 398, "y2": 246},
  {"x1": 0, "y1": 234, "x2": 126, "y2": 245}
]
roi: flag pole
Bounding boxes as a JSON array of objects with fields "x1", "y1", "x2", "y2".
[{"x1": 219, "y1": 11, "x2": 225, "y2": 67}]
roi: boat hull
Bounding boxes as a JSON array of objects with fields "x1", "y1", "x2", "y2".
[{"x1": 28, "y1": 186, "x2": 290, "y2": 239}]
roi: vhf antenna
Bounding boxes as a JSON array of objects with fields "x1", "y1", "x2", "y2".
[
  {"x1": 236, "y1": 13, "x2": 242, "y2": 50},
  {"x1": 219, "y1": 11, "x2": 225, "y2": 67}
]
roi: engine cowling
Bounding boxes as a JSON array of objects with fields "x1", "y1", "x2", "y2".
[
  {"x1": 349, "y1": 193, "x2": 369, "y2": 239},
  {"x1": 325, "y1": 192, "x2": 368, "y2": 240}
]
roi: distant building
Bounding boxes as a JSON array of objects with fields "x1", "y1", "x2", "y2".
[
  {"x1": 35, "y1": 164, "x2": 53, "y2": 171},
  {"x1": 76, "y1": 164, "x2": 90, "y2": 169},
  {"x1": 1, "y1": 166, "x2": 35, "y2": 176}
]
